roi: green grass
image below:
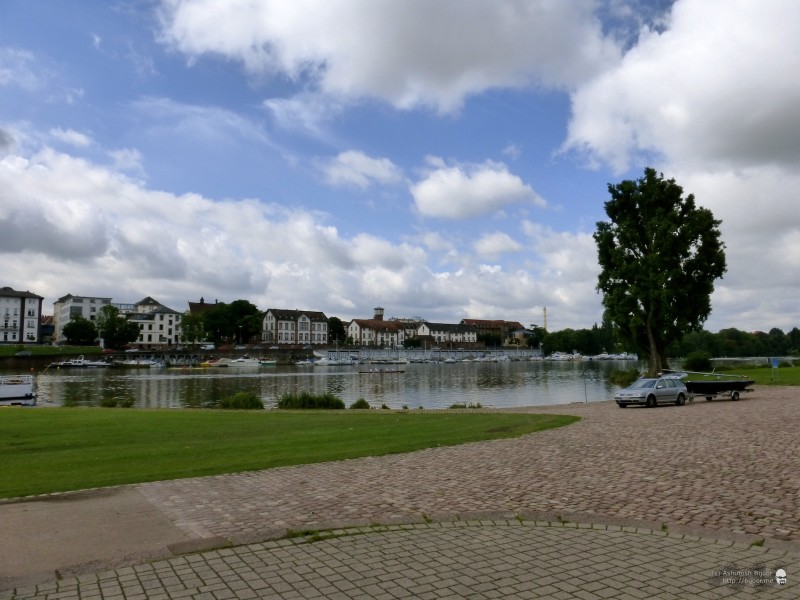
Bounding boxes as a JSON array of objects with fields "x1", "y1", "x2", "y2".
[
  {"x1": 0, "y1": 345, "x2": 102, "y2": 357},
  {"x1": 0, "y1": 409, "x2": 579, "y2": 498},
  {"x1": 689, "y1": 364, "x2": 800, "y2": 386}
]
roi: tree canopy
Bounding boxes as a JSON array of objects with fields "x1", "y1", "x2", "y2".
[
  {"x1": 95, "y1": 305, "x2": 140, "y2": 349},
  {"x1": 202, "y1": 300, "x2": 263, "y2": 346},
  {"x1": 62, "y1": 315, "x2": 98, "y2": 346},
  {"x1": 594, "y1": 168, "x2": 727, "y2": 375}
]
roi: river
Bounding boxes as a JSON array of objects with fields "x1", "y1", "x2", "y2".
[{"x1": 8, "y1": 358, "x2": 638, "y2": 409}]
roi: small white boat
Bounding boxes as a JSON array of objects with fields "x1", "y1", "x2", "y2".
[
  {"x1": 0, "y1": 374, "x2": 36, "y2": 405},
  {"x1": 50, "y1": 355, "x2": 111, "y2": 368},
  {"x1": 221, "y1": 356, "x2": 261, "y2": 367}
]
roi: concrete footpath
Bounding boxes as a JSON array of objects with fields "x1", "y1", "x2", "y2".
[{"x1": 2, "y1": 388, "x2": 799, "y2": 598}]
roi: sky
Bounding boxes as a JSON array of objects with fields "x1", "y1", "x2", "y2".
[{"x1": 1, "y1": 0, "x2": 798, "y2": 333}]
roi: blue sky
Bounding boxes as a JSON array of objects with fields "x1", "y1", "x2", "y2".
[{"x1": 2, "y1": 0, "x2": 798, "y2": 333}]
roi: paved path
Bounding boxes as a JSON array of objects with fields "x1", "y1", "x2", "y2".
[{"x1": 2, "y1": 386, "x2": 799, "y2": 598}]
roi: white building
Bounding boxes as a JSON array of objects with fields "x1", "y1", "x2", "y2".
[
  {"x1": 416, "y1": 322, "x2": 478, "y2": 347},
  {"x1": 52, "y1": 294, "x2": 112, "y2": 343},
  {"x1": 347, "y1": 307, "x2": 406, "y2": 348},
  {"x1": 262, "y1": 309, "x2": 328, "y2": 345},
  {"x1": 125, "y1": 297, "x2": 183, "y2": 349},
  {"x1": 0, "y1": 286, "x2": 44, "y2": 344}
]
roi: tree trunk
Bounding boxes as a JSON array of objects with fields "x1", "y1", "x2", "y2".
[{"x1": 645, "y1": 309, "x2": 662, "y2": 376}]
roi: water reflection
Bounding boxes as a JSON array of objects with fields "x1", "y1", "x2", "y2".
[{"x1": 20, "y1": 360, "x2": 632, "y2": 410}]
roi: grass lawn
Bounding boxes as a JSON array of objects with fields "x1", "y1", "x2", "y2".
[
  {"x1": 0, "y1": 409, "x2": 579, "y2": 498},
  {"x1": 692, "y1": 364, "x2": 800, "y2": 386},
  {"x1": 0, "y1": 345, "x2": 102, "y2": 357}
]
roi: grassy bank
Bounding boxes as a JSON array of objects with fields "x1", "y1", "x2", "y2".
[
  {"x1": 0, "y1": 409, "x2": 579, "y2": 498},
  {"x1": 0, "y1": 345, "x2": 102, "y2": 357},
  {"x1": 697, "y1": 364, "x2": 800, "y2": 385}
]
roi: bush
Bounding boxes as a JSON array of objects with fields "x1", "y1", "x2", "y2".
[
  {"x1": 277, "y1": 391, "x2": 345, "y2": 410},
  {"x1": 349, "y1": 398, "x2": 371, "y2": 410},
  {"x1": 608, "y1": 368, "x2": 641, "y2": 387},
  {"x1": 683, "y1": 350, "x2": 713, "y2": 372},
  {"x1": 219, "y1": 391, "x2": 264, "y2": 410}
]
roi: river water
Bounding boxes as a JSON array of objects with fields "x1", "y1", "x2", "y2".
[{"x1": 14, "y1": 359, "x2": 638, "y2": 409}]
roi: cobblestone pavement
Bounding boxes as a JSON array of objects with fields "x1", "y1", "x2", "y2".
[
  {"x1": 2, "y1": 387, "x2": 799, "y2": 598},
  {"x1": 135, "y1": 387, "x2": 800, "y2": 544},
  {"x1": 5, "y1": 520, "x2": 799, "y2": 599}
]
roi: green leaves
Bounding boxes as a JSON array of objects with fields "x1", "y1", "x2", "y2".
[{"x1": 595, "y1": 168, "x2": 727, "y2": 374}]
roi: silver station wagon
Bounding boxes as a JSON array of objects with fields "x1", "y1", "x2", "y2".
[{"x1": 614, "y1": 376, "x2": 688, "y2": 408}]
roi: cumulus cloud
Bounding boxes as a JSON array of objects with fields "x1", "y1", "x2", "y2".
[
  {"x1": 0, "y1": 141, "x2": 609, "y2": 329},
  {"x1": 322, "y1": 150, "x2": 404, "y2": 189},
  {"x1": 411, "y1": 159, "x2": 545, "y2": 219},
  {"x1": 157, "y1": 0, "x2": 620, "y2": 113},
  {"x1": 563, "y1": 0, "x2": 800, "y2": 172},
  {"x1": 473, "y1": 232, "x2": 522, "y2": 258}
]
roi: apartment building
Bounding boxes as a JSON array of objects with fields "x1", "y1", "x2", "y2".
[
  {"x1": 262, "y1": 309, "x2": 328, "y2": 345},
  {"x1": 52, "y1": 294, "x2": 112, "y2": 343},
  {"x1": 0, "y1": 286, "x2": 44, "y2": 344}
]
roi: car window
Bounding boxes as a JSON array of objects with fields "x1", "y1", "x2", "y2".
[
  {"x1": 631, "y1": 379, "x2": 656, "y2": 389},
  {"x1": 664, "y1": 379, "x2": 676, "y2": 388},
  {"x1": 656, "y1": 380, "x2": 666, "y2": 389}
]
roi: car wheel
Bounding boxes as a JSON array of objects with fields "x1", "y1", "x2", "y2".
[
  {"x1": 618, "y1": 403, "x2": 627, "y2": 408},
  {"x1": 645, "y1": 395, "x2": 657, "y2": 408},
  {"x1": 676, "y1": 393, "x2": 685, "y2": 406}
]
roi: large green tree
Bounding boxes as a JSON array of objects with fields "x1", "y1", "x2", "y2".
[
  {"x1": 594, "y1": 168, "x2": 727, "y2": 375},
  {"x1": 202, "y1": 300, "x2": 262, "y2": 346},
  {"x1": 62, "y1": 315, "x2": 98, "y2": 346},
  {"x1": 179, "y1": 313, "x2": 206, "y2": 346},
  {"x1": 95, "y1": 305, "x2": 140, "y2": 349}
]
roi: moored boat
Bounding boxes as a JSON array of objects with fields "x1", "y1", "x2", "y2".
[
  {"x1": 50, "y1": 355, "x2": 112, "y2": 368},
  {"x1": 0, "y1": 374, "x2": 36, "y2": 405}
]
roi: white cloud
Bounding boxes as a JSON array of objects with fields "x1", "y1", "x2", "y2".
[
  {"x1": 158, "y1": 0, "x2": 620, "y2": 113},
  {"x1": 473, "y1": 232, "x2": 522, "y2": 258},
  {"x1": 563, "y1": 0, "x2": 800, "y2": 173},
  {"x1": 0, "y1": 142, "x2": 607, "y2": 329},
  {"x1": 410, "y1": 159, "x2": 545, "y2": 219},
  {"x1": 263, "y1": 93, "x2": 344, "y2": 139},
  {"x1": 322, "y1": 150, "x2": 404, "y2": 189},
  {"x1": 109, "y1": 147, "x2": 145, "y2": 177},
  {"x1": 133, "y1": 97, "x2": 272, "y2": 147},
  {"x1": 49, "y1": 127, "x2": 93, "y2": 148},
  {"x1": 0, "y1": 47, "x2": 44, "y2": 90}
]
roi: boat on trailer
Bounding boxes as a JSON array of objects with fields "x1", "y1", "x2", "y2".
[
  {"x1": 0, "y1": 374, "x2": 36, "y2": 405},
  {"x1": 665, "y1": 369, "x2": 755, "y2": 402}
]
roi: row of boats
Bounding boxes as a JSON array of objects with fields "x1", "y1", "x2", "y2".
[{"x1": 46, "y1": 355, "x2": 164, "y2": 369}]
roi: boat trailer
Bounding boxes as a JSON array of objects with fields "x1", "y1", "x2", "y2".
[{"x1": 664, "y1": 370, "x2": 755, "y2": 402}]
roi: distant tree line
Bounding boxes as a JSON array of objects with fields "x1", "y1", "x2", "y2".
[{"x1": 539, "y1": 323, "x2": 800, "y2": 359}]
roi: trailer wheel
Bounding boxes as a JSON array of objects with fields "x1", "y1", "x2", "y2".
[
  {"x1": 731, "y1": 391, "x2": 740, "y2": 401},
  {"x1": 705, "y1": 396, "x2": 713, "y2": 401}
]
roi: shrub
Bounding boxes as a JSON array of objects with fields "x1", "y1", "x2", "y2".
[
  {"x1": 219, "y1": 391, "x2": 264, "y2": 410},
  {"x1": 683, "y1": 350, "x2": 713, "y2": 373},
  {"x1": 608, "y1": 368, "x2": 641, "y2": 387},
  {"x1": 277, "y1": 391, "x2": 345, "y2": 410},
  {"x1": 349, "y1": 398, "x2": 371, "y2": 410}
]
